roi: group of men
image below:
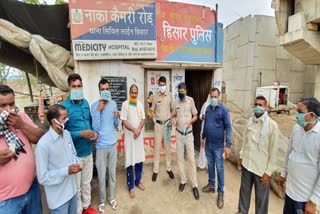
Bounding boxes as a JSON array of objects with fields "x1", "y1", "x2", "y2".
[{"x1": 0, "y1": 73, "x2": 319, "y2": 214}]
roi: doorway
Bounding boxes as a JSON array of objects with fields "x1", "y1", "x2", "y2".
[{"x1": 185, "y1": 70, "x2": 213, "y2": 151}]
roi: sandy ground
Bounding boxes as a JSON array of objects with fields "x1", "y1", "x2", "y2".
[{"x1": 42, "y1": 159, "x2": 284, "y2": 214}]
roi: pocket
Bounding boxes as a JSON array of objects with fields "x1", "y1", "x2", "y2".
[{"x1": 0, "y1": 199, "x2": 9, "y2": 208}]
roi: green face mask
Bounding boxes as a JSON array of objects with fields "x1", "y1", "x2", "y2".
[
  {"x1": 295, "y1": 112, "x2": 317, "y2": 127},
  {"x1": 100, "y1": 90, "x2": 111, "y2": 101},
  {"x1": 210, "y1": 98, "x2": 218, "y2": 107},
  {"x1": 70, "y1": 89, "x2": 84, "y2": 100}
]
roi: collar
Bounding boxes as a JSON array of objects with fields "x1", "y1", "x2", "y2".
[
  {"x1": 178, "y1": 97, "x2": 188, "y2": 103},
  {"x1": 49, "y1": 126, "x2": 61, "y2": 142},
  {"x1": 307, "y1": 121, "x2": 320, "y2": 133},
  {"x1": 68, "y1": 96, "x2": 83, "y2": 104},
  {"x1": 211, "y1": 103, "x2": 221, "y2": 109},
  {"x1": 158, "y1": 92, "x2": 168, "y2": 96}
]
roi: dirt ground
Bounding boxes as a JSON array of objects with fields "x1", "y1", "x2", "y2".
[{"x1": 42, "y1": 159, "x2": 284, "y2": 214}]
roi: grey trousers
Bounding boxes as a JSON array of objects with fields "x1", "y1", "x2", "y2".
[
  {"x1": 96, "y1": 144, "x2": 117, "y2": 204},
  {"x1": 238, "y1": 167, "x2": 270, "y2": 214}
]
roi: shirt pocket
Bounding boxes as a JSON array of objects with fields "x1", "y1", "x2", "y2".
[{"x1": 215, "y1": 112, "x2": 224, "y2": 128}]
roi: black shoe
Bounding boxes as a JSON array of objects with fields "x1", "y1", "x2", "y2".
[
  {"x1": 152, "y1": 173, "x2": 158, "y2": 182},
  {"x1": 193, "y1": 187, "x2": 200, "y2": 200},
  {"x1": 179, "y1": 183, "x2": 186, "y2": 192},
  {"x1": 167, "y1": 170, "x2": 174, "y2": 179}
]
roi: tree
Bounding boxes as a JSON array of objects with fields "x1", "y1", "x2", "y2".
[{"x1": 0, "y1": 63, "x2": 12, "y2": 84}]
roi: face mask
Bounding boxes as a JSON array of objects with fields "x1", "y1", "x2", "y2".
[
  {"x1": 70, "y1": 89, "x2": 84, "y2": 100},
  {"x1": 210, "y1": 98, "x2": 218, "y2": 107},
  {"x1": 295, "y1": 112, "x2": 317, "y2": 128},
  {"x1": 253, "y1": 106, "x2": 266, "y2": 114},
  {"x1": 178, "y1": 92, "x2": 185, "y2": 100},
  {"x1": 54, "y1": 118, "x2": 69, "y2": 130},
  {"x1": 100, "y1": 90, "x2": 111, "y2": 101},
  {"x1": 159, "y1": 85, "x2": 166, "y2": 93},
  {"x1": 129, "y1": 97, "x2": 137, "y2": 106}
]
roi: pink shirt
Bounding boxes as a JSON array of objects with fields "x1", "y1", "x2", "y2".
[{"x1": 0, "y1": 112, "x2": 38, "y2": 201}]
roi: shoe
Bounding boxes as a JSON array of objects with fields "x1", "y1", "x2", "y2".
[
  {"x1": 217, "y1": 193, "x2": 224, "y2": 209},
  {"x1": 152, "y1": 173, "x2": 158, "y2": 182},
  {"x1": 82, "y1": 206, "x2": 97, "y2": 214},
  {"x1": 202, "y1": 183, "x2": 215, "y2": 193},
  {"x1": 167, "y1": 170, "x2": 174, "y2": 179},
  {"x1": 110, "y1": 199, "x2": 119, "y2": 210},
  {"x1": 179, "y1": 183, "x2": 186, "y2": 192},
  {"x1": 98, "y1": 204, "x2": 105, "y2": 213},
  {"x1": 193, "y1": 187, "x2": 200, "y2": 200}
]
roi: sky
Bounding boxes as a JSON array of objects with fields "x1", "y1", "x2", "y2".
[
  {"x1": 169, "y1": 0, "x2": 275, "y2": 27},
  {"x1": 45, "y1": 0, "x2": 275, "y2": 27}
]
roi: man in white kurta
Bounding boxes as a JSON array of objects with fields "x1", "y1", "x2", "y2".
[{"x1": 120, "y1": 84, "x2": 145, "y2": 199}]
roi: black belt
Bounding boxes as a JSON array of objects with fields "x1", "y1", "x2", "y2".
[
  {"x1": 156, "y1": 119, "x2": 169, "y2": 125},
  {"x1": 176, "y1": 128, "x2": 192, "y2": 136}
]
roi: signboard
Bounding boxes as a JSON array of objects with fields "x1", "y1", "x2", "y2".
[
  {"x1": 102, "y1": 76, "x2": 127, "y2": 110},
  {"x1": 156, "y1": 1, "x2": 223, "y2": 63},
  {"x1": 69, "y1": 0, "x2": 157, "y2": 60}
]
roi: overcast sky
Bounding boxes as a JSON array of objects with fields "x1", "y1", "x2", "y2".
[
  {"x1": 169, "y1": 0, "x2": 275, "y2": 27},
  {"x1": 45, "y1": 0, "x2": 275, "y2": 27}
]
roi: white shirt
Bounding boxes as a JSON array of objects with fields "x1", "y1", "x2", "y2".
[
  {"x1": 120, "y1": 100, "x2": 146, "y2": 168},
  {"x1": 240, "y1": 117, "x2": 280, "y2": 176},
  {"x1": 281, "y1": 123, "x2": 320, "y2": 204}
]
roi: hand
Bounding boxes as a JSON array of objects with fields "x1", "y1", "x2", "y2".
[
  {"x1": 97, "y1": 101, "x2": 107, "y2": 111},
  {"x1": 200, "y1": 139, "x2": 205, "y2": 148},
  {"x1": 133, "y1": 128, "x2": 141, "y2": 139},
  {"x1": 277, "y1": 176, "x2": 286, "y2": 190},
  {"x1": 81, "y1": 130, "x2": 96, "y2": 140},
  {"x1": 186, "y1": 120, "x2": 192, "y2": 128},
  {"x1": 0, "y1": 150, "x2": 15, "y2": 165},
  {"x1": 7, "y1": 112, "x2": 24, "y2": 130},
  {"x1": 114, "y1": 111, "x2": 120, "y2": 119},
  {"x1": 260, "y1": 173, "x2": 271, "y2": 185},
  {"x1": 305, "y1": 200, "x2": 317, "y2": 214},
  {"x1": 237, "y1": 159, "x2": 242, "y2": 170},
  {"x1": 201, "y1": 115, "x2": 205, "y2": 120},
  {"x1": 68, "y1": 164, "x2": 82, "y2": 175},
  {"x1": 148, "y1": 111, "x2": 154, "y2": 119},
  {"x1": 224, "y1": 147, "x2": 231, "y2": 159}
]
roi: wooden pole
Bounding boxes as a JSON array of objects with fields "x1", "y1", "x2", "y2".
[{"x1": 26, "y1": 73, "x2": 34, "y2": 102}]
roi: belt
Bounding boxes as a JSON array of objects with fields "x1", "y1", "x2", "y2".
[
  {"x1": 176, "y1": 128, "x2": 192, "y2": 136},
  {"x1": 156, "y1": 119, "x2": 169, "y2": 125}
]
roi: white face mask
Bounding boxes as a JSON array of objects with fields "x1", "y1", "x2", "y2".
[
  {"x1": 159, "y1": 85, "x2": 166, "y2": 93},
  {"x1": 54, "y1": 118, "x2": 69, "y2": 130}
]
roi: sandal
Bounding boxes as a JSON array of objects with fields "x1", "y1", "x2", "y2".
[
  {"x1": 110, "y1": 199, "x2": 119, "y2": 210},
  {"x1": 137, "y1": 183, "x2": 145, "y2": 191},
  {"x1": 98, "y1": 203, "x2": 105, "y2": 213},
  {"x1": 129, "y1": 189, "x2": 135, "y2": 199}
]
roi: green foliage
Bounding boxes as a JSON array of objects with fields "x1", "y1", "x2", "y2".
[{"x1": 0, "y1": 63, "x2": 11, "y2": 84}]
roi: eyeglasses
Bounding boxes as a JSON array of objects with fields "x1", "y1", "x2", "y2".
[{"x1": 254, "y1": 103, "x2": 263, "y2": 107}]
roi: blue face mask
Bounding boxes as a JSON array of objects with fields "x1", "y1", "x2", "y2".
[
  {"x1": 295, "y1": 112, "x2": 317, "y2": 127},
  {"x1": 100, "y1": 90, "x2": 111, "y2": 101},
  {"x1": 70, "y1": 89, "x2": 84, "y2": 100},
  {"x1": 253, "y1": 106, "x2": 266, "y2": 114},
  {"x1": 210, "y1": 98, "x2": 218, "y2": 107}
]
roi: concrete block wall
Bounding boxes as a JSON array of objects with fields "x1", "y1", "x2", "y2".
[{"x1": 223, "y1": 15, "x2": 317, "y2": 111}]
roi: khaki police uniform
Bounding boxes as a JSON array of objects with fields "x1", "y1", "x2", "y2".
[
  {"x1": 151, "y1": 92, "x2": 173, "y2": 173},
  {"x1": 173, "y1": 96, "x2": 198, "y2": 187}
]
